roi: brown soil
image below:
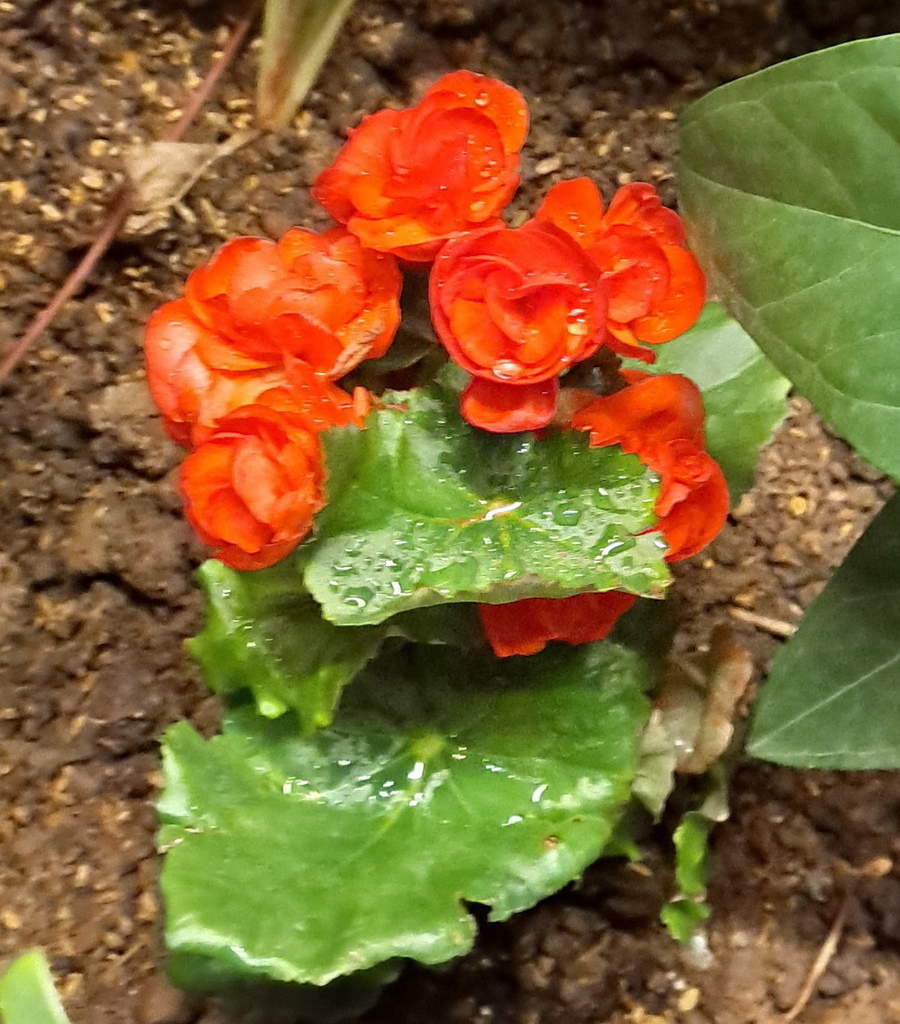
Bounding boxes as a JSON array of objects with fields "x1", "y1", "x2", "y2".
[{"x1": 2, "y1": 2, "x2": 900, "y2": 1023}]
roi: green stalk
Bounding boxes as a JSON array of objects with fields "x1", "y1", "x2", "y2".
[{"x1": 257, "y1": 0, "x2": 357, "y2": 129}]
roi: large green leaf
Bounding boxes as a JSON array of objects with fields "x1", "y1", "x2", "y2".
[
  {"x1": 159, "y1": 641, "x2": 650, "y2": 986},
  {"x1": 749, "y1": 493, "x2": 900, "y2": 768},
  {"x1": 679, "y1": 35, "x2": 900, "y2": 480},
  {"x1": 304, "y1": 380, "x2": 668, "y2": 626},
  {"x1": 0, "y1": 951, "x2": 71, "y2": 1024},
  {"x1": 625, "y1": 303, "x2": 790, "y2": 502}
]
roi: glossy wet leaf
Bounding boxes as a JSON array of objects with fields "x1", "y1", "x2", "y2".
[
  {"x1": 304, "y1": 379, "x2": 668, "y2": 626},
  {"x1": 625, "y1": 303, "x2": 790, "y2": 503},
  {"x1": 749, "y1": 492, "x2": 900, "y2": 768},
  {"x1": 257, "y1": 0, "x2": 357, "y2": 129},
  {"x1": 0, "y1": 951, "x2": 71, "y2": 1024},
  {"x1": 190, "y1": 559, "x2": 485, "y2": 729},
  {"x1": 189, "y1": 558, "x2": 385, "y2": 728},
  {"x1": 679, "y1": 35, "x2": 900, "y2": 480},
  {"x1": 159, "y1": 641, "x2": 650, "y2": 985}
]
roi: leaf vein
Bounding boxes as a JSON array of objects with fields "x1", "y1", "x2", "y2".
[{"x1": 756, "y1": 649, "x2": 900, "y2": 745}]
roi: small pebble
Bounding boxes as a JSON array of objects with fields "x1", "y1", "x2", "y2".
[
  {"x1": 788, "y1": 495, "x2": 808, "y2": 516},
  {"x1": 678, "y1": 987, "x2": 701, "y2": 1012},
  {"x1": 534, "y1": 155, "x2": 562, "y2": 176}
]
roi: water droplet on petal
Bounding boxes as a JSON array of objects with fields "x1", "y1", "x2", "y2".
[
  {"x1": 491, "y1": 359, "x2": 522, "y2": 380},
  {"x1": 568, "y1": 322, "x2": 589, "y2": 337},
  {"x1": 474, "y1": 91, "x2": 490, "y2": 107}
]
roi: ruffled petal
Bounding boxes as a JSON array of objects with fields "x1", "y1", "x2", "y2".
[
  {"x1": 461, "y1": 377, "x2": 559, "y2": 433},
  {"x1": 479, "y1": 591, "x2": 637, "y2": 657}
]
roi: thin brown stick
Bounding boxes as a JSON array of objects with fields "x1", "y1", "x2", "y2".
[
  {"x1": 0, "y1": 7, "x2": 258, "y2": 387},
  {"x1": 784, "y1": 891, "x2": 853, "y2": 1023},
  {"x1": 0, "y1": 187, "x2": 132, "y2": 383}
]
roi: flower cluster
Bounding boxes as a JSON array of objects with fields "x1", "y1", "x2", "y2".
[
  {"x1": 145, "y1": 70, "x2": 726, "y2": 653},
  {"x1": 145, "y1": 228, "x2": 395, "y2": 568}
]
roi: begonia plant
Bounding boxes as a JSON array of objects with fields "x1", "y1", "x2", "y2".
[{"x1": 145, "y1": 69, "x2": 791, "y2": 1004}]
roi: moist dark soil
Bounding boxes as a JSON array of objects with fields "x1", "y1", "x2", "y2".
[{"x1": 2, "y1": 2, "x2": 900, "y2": 1023}]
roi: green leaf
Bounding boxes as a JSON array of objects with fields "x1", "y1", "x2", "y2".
[
  {"x1": 166, "y1": 955, "x2": 398, "y2": 1023},
  {"x1": 625, "y1": 303, "x2": 790, "y2": 503},
  {"x1": 0, "y1": 951, "x2": 71, "y2": 1024},
  {"x1": 189, "y1": 559, "x2": 486, "y2": 729},
  {"x1": 660, "y1": 890, "x2": 710, "y2": 944},
  {"x1": 671, "y1": 813, "x2": 711, "y2": 900},
  {"x1": 749, "y1": 492, "x2": 900, "y2": 768},
  {"x1": 679, "y1": 35, "x2": 900, "y2": 480},
  {"x1": 257, "y1": 0, "x2": 357, "y2": 129},
  {"x1": 159, "y1": 641, "x2": 650, "y2": 986},
  {"x1": 189, "y1": 558, "x2": 386, "y2": 729},
  {"x1": 661, "y1": 768, "x2": 728, "y2": 942},
  {"x1": 304, "y1": 379, "x2": 668, "y2": 626}
]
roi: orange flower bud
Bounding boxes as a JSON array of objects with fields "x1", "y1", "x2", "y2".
[
  {"x1": 571, "y1": 371, "x2": 705, "y2": 451},
  {"x1": 460, "y1": 377, "x2": 559, "y2": 434},
  {"x1": 644, "y1": 438, "x2": 729, "y2": 562},
  {"x1": 143, "y1": 299, "x2": 285, "y2": 446},
  {"x1": 571, "y1": 373, "x2": 728, "y2": 562},
  {"x1": 313, "y1": 71, "x2": 528, "y2": 262}
]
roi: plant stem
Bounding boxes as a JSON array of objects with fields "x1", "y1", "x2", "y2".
[{"x1": 256, "y1": 0, "x2": 357, "y2": 128}]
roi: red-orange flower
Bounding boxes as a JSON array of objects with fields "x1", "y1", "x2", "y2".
[
  {"x1": 183, "y1": 227, "x2": 401, "y2": 376},
  {"x1": 646, "y1": 438, "x2": 729, "y2": 562},
  {"x1": 431, "y1": 219, "x2": 607, "y2": 431},
  {"x1": 313, "y1": 71, "x2": 528, "y2": 262},
  {"x1": 479, "y1": 591, "x2": 637, "y2": 657},
  {"x1": 571, "y1": 372, "x2": 728, "y2": 562},
  {"x1": 180, "y1": 401, "x2": 326, "y2": 571},
  {"x1": 144, "y1": 298, "x2": 285, "y2": 446},
  {"x1": 571, "y1": 369, "x2": 705, "y2": 450},
  {"x1": 534, "y1": 178, "x2": 705, "y2": 360}
]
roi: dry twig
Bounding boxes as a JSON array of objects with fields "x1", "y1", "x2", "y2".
[
  {"x1": 784, "y1": 891, "x2": 853, "y2": 1022},
  {"x1": 729, "y1": 606, "x2": 797, "y2": 638},
  {"x1": 0, "y1": 7, "x2": 258, "y2": 386}
]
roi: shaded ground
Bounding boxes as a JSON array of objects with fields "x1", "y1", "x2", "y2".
[{"x1": 1, "y1": 2, "x2": 900, "y2": 1023}]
